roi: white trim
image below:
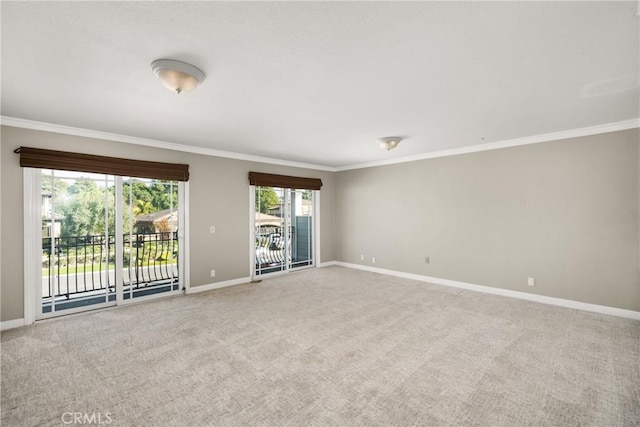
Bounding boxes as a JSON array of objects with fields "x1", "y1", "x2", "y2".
[
  {"x1": 1, "y1": 318, "x2": 26, "y2": 331},
  {"x1": 334, "y1": 118, "x2": 640, "y2": 171},
  {"x1": 334, "y1": 262, "x2": 640, "y2": 321},
  {"x1": 186, "y1": 277, "x2": 251, "y2": 294},
  {"x1": 314, "y1": 190, "x2": 321, "y2": 266},
  {"x1": 114, "y1": 176, "x2": 124, "y2": 305},
  {"x1": 0, "y1": 116, "x2": 334, "y2": 172},
  {"x1": 249, "y1": 186, "x2": 256, "y2": 280},
  {"x1": 284, "y1": 189, "x2": 290, "y2": 270},
  {"x1": 23, "y1": 169, "x2": 40, "y2": 325},
  {"x1": 180, "y1": 181, "x2": 190, "y2": 293},
  {"x1": 318, "y1": 261, "x2": 338, "y2": 268},
  {"x1": 3, "y1": 116, "x2": 637, "y2": 173}
]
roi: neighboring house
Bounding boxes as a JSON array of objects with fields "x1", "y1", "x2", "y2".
[
  {"x1": 41, "y1": 191, "x2": 63, "y2": 237},
  {"x1": 41, "y1": 212, "x2": 64, "y2": 238},
  {"x1": 268, "y1": 198, "x2": 312, "y2": 217},
  {"x1": 255, "y1": 212, "x2": 283, "y2": 235},
  {"x1": 135, "y1": 209, "x2": 178, "y2": 234}
]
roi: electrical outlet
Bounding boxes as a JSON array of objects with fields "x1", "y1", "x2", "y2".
[
  {"x1": 372, "y1": 257, "x2": 376, "y2": 264},
  {"x1": 360, "y1": 254, "x2": 364, "y2": 261},
  {"x1": 210, "y1": 270, "x2": 216, "y2": 278},
  {"x1": 425, "y1": 257, "x2": 430, "y2": 264},
  {"x1": 528, "y1": 277, "x2": 535, "y2": 287},
  {"x1": 210, "y1": 226, "x2": 216, "y2": 234}
]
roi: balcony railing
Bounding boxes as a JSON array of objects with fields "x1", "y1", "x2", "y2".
[
  {"x1": 42, "y1": 232, "x2": 179, "y2": 300},
  {"x1": 255, "y1": 225, "x2": 313, "y2": 274},
  {"x1": 255, "y1": 231, "x2": 288, "y2": 273}
]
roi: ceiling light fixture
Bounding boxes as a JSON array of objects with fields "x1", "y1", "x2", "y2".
[
  {"x1": 151, "y1": 59, "x2": 206, "y2": 94},
  {"x1": 378, "y1": 136, "x2": 402, "y2": 151}
]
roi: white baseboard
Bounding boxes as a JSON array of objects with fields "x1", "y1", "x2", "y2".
[
  {"x1": 335, "y1": 262, "x2": 640, "y2": 321},
  {"x1": 1, "y1": 318, "x2": 26, "y2": 331},
  {"x1": 318, "y1": 261, "x2": 338, "y2": 268},
  {"x1": 186, "y1": 277, "x2": 251, "y2": 294}
]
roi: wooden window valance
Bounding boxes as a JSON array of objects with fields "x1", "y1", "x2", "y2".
[
  {"x1": 14, "y1": 146, "x2": 190, "y2": 181},
  {"x1": 248, "y1": 172, "x2": 322, "y2": 190}
]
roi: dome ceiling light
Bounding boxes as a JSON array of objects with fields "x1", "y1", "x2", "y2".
[
  {"x1": 151, "y1": 59, "x2": 206, "y2": 94},
  {"x1": 378, "y1": 136, "x2": 403, "y2": 151}
]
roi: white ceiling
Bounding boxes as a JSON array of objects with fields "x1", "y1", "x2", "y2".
[{"x1": 2, "y1": 1, "x2": 639, "y2": 168}]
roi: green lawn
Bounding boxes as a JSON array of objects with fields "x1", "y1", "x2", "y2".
[
  {"x1": 42, "y1": 263, "x2": 116, "y2": 276},
  {"x1": 42, "y1": 260, "x2": 178, "y2": 276}
]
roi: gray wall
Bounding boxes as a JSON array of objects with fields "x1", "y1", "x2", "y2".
[
  {"x1": 0, "y1": 126, "x2": 335, "y2": 322},
  {"x1": 335, "y1": 129, "x2": 640, "y2": 311},
  {"x1": 2, "y1": 125, "x2": 639, "y2": 322}
]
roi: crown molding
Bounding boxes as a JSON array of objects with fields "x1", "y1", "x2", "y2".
[
  {"x1": 2, "y1": 116, "x2": 638, "y2": 173},
  {"x1": 0, "y1": 116, "x2": 336, "y2": 172},
  {"x1": 335, "y1": 118, "x2": 640, "y2": 171}
]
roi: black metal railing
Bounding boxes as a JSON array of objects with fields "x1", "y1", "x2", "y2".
[
  {"x1": 123, "y1": 232, "x2": 178, "y2": 288},
  {"x1": 255, "y1": 232, "x2": 287, "y2": 270},
  {"x1": 255, "y1": 227, "x2": 301, "y2": 274},
  {"x1": 42, "y1": 232, "x2": 179, "y2": 299}
]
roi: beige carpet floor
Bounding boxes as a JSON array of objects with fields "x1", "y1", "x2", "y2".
[{"x1": 1, "y1": 266, "x2": 639, "y2": 426}]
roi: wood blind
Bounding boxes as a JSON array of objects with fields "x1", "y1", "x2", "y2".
[
  {"x1": 15, "y1": 146, "x2": 190, "y2": 181},
  {"x1": 248, "y1": 172, "x2": 322, "y2": 190}
]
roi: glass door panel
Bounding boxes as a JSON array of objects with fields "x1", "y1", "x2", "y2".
[
  {"x1": 122, "y1": 178, "x2": 180, "y2": 300},
  {"x1": 40, "y1": 170, "x2": 116, "y2": 317},
  {"x1": 254, "y1": 186, "x2": 286, "y2": 275},
  {"x1": 289, "y1": 189, "x2": 313, "y2": 270}
]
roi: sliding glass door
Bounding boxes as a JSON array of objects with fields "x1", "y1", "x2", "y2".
[
  {"x1": 253, "y1": 186, "x2": 315, "y2": 277},
  {"x1": 38, "y1": 170, "x2": 183, "y2": 319}
]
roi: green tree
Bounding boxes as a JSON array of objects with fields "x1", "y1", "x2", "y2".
[
  {"x1": 255, "y1": 187, "x2": 280, "y2": 214},
  {"x1": 60, "y1": 179, "x2": 106, "y2": 236},
  {"x1": 123, "y1": 181, "x2": 178, "y2": 214},
  {"x1": 149, "y1": 182, "x2": 178, "y2": 211},
  {"x1": 133, "y1": 200, "x2": 153, "y2": 216},
  {"x1": 41, "y1": 173, "x2": 69, "y2": 197},
  {"x1": 59, "y1": 179, "x2": 130, "y2": 236},
  {"x1": 123, "y1": 182, "x2": 152, "y2": 209}
]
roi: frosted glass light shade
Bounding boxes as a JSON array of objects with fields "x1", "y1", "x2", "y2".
[
  {"x1": 151, "y1": 59, "x2": 205, "y2": 94},
  {"x1": 378, "y1": 137, "x2": 402, "y2": 151}
]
